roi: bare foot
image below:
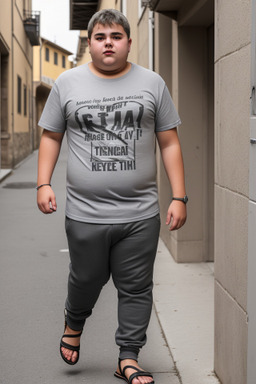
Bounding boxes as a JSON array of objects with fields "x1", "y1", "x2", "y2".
[
  {"x1": 116, "y1": 359, "x2": 154, "y2": 384},
  {"x1": 60, "y1": 325, "x2": 82, "y2": 364}
]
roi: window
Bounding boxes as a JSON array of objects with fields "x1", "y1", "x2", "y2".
[
  {"x1": 54, "y1": 52, "x2": 58, "y2": 65},
  {"x1": 17, "y1": 76, "x2": 22, "y2": 114},
  {"x1": 23, "y1": 85, "x2": 27, "y2": 116},
  {"x1": 62, "y1": 55, "x2": 66, "y2": 68},
  {"x1": 45, "y1": 47, "x2": 49, "y2": 62}
]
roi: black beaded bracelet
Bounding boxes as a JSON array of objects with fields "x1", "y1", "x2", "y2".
[{"x1": 36, "y1": 183, "x2": 51, "y2": 190}]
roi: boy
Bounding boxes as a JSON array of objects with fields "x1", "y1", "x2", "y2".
[{"x1": 37, "y1": 9, "x2": 187, "y2": 384}]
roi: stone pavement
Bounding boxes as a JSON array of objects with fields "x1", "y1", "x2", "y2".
[{"x1": 0, "y1": 141, "x2": 219, "y2": 384}]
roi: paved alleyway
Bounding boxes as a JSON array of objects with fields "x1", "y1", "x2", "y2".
[{"x1": 0, "y1": 142, "x2": 180, "y2": 384}]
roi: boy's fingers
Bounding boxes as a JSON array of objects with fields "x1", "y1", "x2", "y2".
[
  {"x1": 166, "y1": 211, "x2": 172, "y2": 225},
  {"x1": 50, "y1": 196, "x2": 57, "y2": 211},
  {"x1": 37, "y1": 195, "x2": 57, "y2": 214},
  {"x1": 170, "y1": 217, "x2": 179, "y2": 231}
]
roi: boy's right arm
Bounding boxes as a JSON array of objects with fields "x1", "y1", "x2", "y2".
[{"x1": 37, "y1": 129, "x2": 64, "y2": 214}]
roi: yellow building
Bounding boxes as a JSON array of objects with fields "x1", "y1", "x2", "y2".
[
  {"x1": 0, "y1": 0, "x2": 40, "y2": 176},
  {"x1": 33, "y1": 38, "x2": 73, "y2": 148}
]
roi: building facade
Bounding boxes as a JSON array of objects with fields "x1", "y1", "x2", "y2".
[
  {"x1": 33, "y1": 38, "x2": 73, "y2": 149},
  {"x1": 69, "y1": 1, "x2": 255, "y2": 383},
  {"x1": 0, "y1": 0, "x2": 40, "y2": 176}
]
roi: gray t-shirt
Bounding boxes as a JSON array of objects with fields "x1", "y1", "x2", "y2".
[{"x1": 39, "y1": 63, "x2": 181, "y2": 224}]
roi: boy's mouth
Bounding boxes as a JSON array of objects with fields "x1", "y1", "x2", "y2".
[{"x1": 104, "y1": 50, "x2": 114, "y2": 55}]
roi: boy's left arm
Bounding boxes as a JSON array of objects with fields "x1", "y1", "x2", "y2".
[{"x1": 156, "y1": 128, "x2": 187, "y2": 231}]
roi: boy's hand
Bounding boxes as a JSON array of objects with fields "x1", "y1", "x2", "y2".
[
  {"x1": 37, "y1": 186, "x2": 57, "y2": 214},
  {"x1": 166, "y1": 200, "x2": 187, "y2": 231}
]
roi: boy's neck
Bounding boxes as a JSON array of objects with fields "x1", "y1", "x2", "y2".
[{"x1": 88, "y1": 61, "x2": 132, "y2": 79}]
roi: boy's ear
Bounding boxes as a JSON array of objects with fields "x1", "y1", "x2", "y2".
[
  {"x1": 87, "y1": 38, "x2": 91, "y2": 52},
  {"x1": 128, "y1": 38, "x2": 132, "y2": 52}
]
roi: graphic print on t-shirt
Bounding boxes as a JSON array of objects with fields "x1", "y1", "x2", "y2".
[{"x1": 75, "y1": 97, "x2": 144, "y2": 172}]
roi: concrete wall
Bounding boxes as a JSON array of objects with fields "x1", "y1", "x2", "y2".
[
  {"x1": 153, "y1": 10, "x2": 214, "y2": 262},
  {"x1": 214, "y1": 0, "x2": 251, "y2": 382},
  {"x1": 177, "y1": 26, "x2": 205, "y2": 262}
]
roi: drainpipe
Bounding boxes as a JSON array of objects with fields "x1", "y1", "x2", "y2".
[
  {"x1": 121, "y1": 0, "x2": 127, "y2": 16},
  {"x1": 40, "y1": 39, "x2": 42, "y2": 82},
  {"x1": 31, "y1": 42, "x2": 34, "y2": 151},
  {"x1": 11, "y1": 0, "x2": 15, "y2": 168},
  {"x1": 247, "y1": 0, "x2": 256, "y2": 382},
  {"x1": 148, "y1": 10, "x2": 155, "y2": 71}
]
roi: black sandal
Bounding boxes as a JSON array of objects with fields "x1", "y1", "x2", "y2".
[
  {"x1": 114, "y1": 359, "x2": 154, "y2": 384},
  {"x1": 59, "y1": 309, "x2": 83, "y2": 365}
]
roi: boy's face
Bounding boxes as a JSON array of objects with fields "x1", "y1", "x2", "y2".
[{"x1": 88, "y1": 23, "x2": 132, "y2": 74}]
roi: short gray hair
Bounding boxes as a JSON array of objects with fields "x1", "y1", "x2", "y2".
[{"x1": 88, "y1": 9, "x2": 130, "y2": 39}]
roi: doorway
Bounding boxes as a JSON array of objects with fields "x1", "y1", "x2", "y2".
[{"x1": 0, "y1": 39, "x2": 9, "y2": 173}]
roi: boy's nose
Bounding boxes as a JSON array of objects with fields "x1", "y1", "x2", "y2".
[{"x1": 105, "y1": 36, "x2": 112, "y2": 46}]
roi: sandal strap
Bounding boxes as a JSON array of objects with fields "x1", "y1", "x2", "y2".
[
  {"x1": 118, "y1": 358, "x2": 138, "y2": 374},
  {"x1": 62, "y1": 332, "x2": 82, "y2": 338},
  {"x1": 128, "y1": 371, "x2": 153, "y2": 384},
  {"x1": 60, "y1": 339, "x2": 80, "y2": 352},
  {"x1": 122, "y1": 365, "x2": 140, "y2": 375},
  {"x1": 118, "y1": 360, "x2": 153, "y2": 384}
]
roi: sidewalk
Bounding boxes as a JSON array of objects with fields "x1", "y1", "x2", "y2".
[{"x1": 0, "y1": 143, "x2": 219, "y2": 384}]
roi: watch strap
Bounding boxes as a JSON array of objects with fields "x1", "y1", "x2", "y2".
[{"x1": 172, "y1": 195, "x2": 188, "y2": 204}]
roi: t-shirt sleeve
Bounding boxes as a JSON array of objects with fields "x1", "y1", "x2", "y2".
[
  {"x1": 38, "y1": 82, "x2": 66, "y2": 133},
  {"x1": 155, "y1": 85, "x2": 181, "y2": 132}
]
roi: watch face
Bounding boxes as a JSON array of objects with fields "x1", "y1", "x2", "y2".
[{"x1": 172, "y1": 196, "x2": 188, "y2": 204}]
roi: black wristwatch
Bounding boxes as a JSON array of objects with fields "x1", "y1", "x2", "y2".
[{"x1": 172, "y1": 195, "x2": 188, "y2": 204}]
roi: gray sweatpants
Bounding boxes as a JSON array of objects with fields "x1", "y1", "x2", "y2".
[{"x1": 64, "y1": 214, "x2": 160, "y2": 361}]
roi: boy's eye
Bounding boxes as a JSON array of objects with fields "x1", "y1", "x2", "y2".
[{"x1": 94, "y1": 35, "x2": 122, "y2": 41}]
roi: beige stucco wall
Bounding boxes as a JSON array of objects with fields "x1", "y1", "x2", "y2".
[
  {"x1": 154, "y1": 13, "x2": 173, "y2": 89},
  {"x1": 99, "y1": 0, "x2": 118, "y2": 10},
  {"x1": 0, "y1": 0, "x2": 35, "y2": 167},
  {"x1": 137, "y1": 7, "x2": 150, "y2": 69},
  {"x1": 14, "y1": 37, "x2": 32, "y2": 134},
  {"x1": 0, "y1": 1, "x2": 12, "y2": 47},
  {"x1": 154, "y1": 14, "x2": 178, "y2": 256},
  {"x1": 0, "y1": 0, "x2": 12, "y2": 168},
  {"x1": 125, "y1": 0, "x2": 138, "y2": 64},
  {"x1": 33, "y1": 45, "x2": 41, "y2": 82},
  {"x1": 214, "y1": 0, "x2": 251, "y2": 382}
]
